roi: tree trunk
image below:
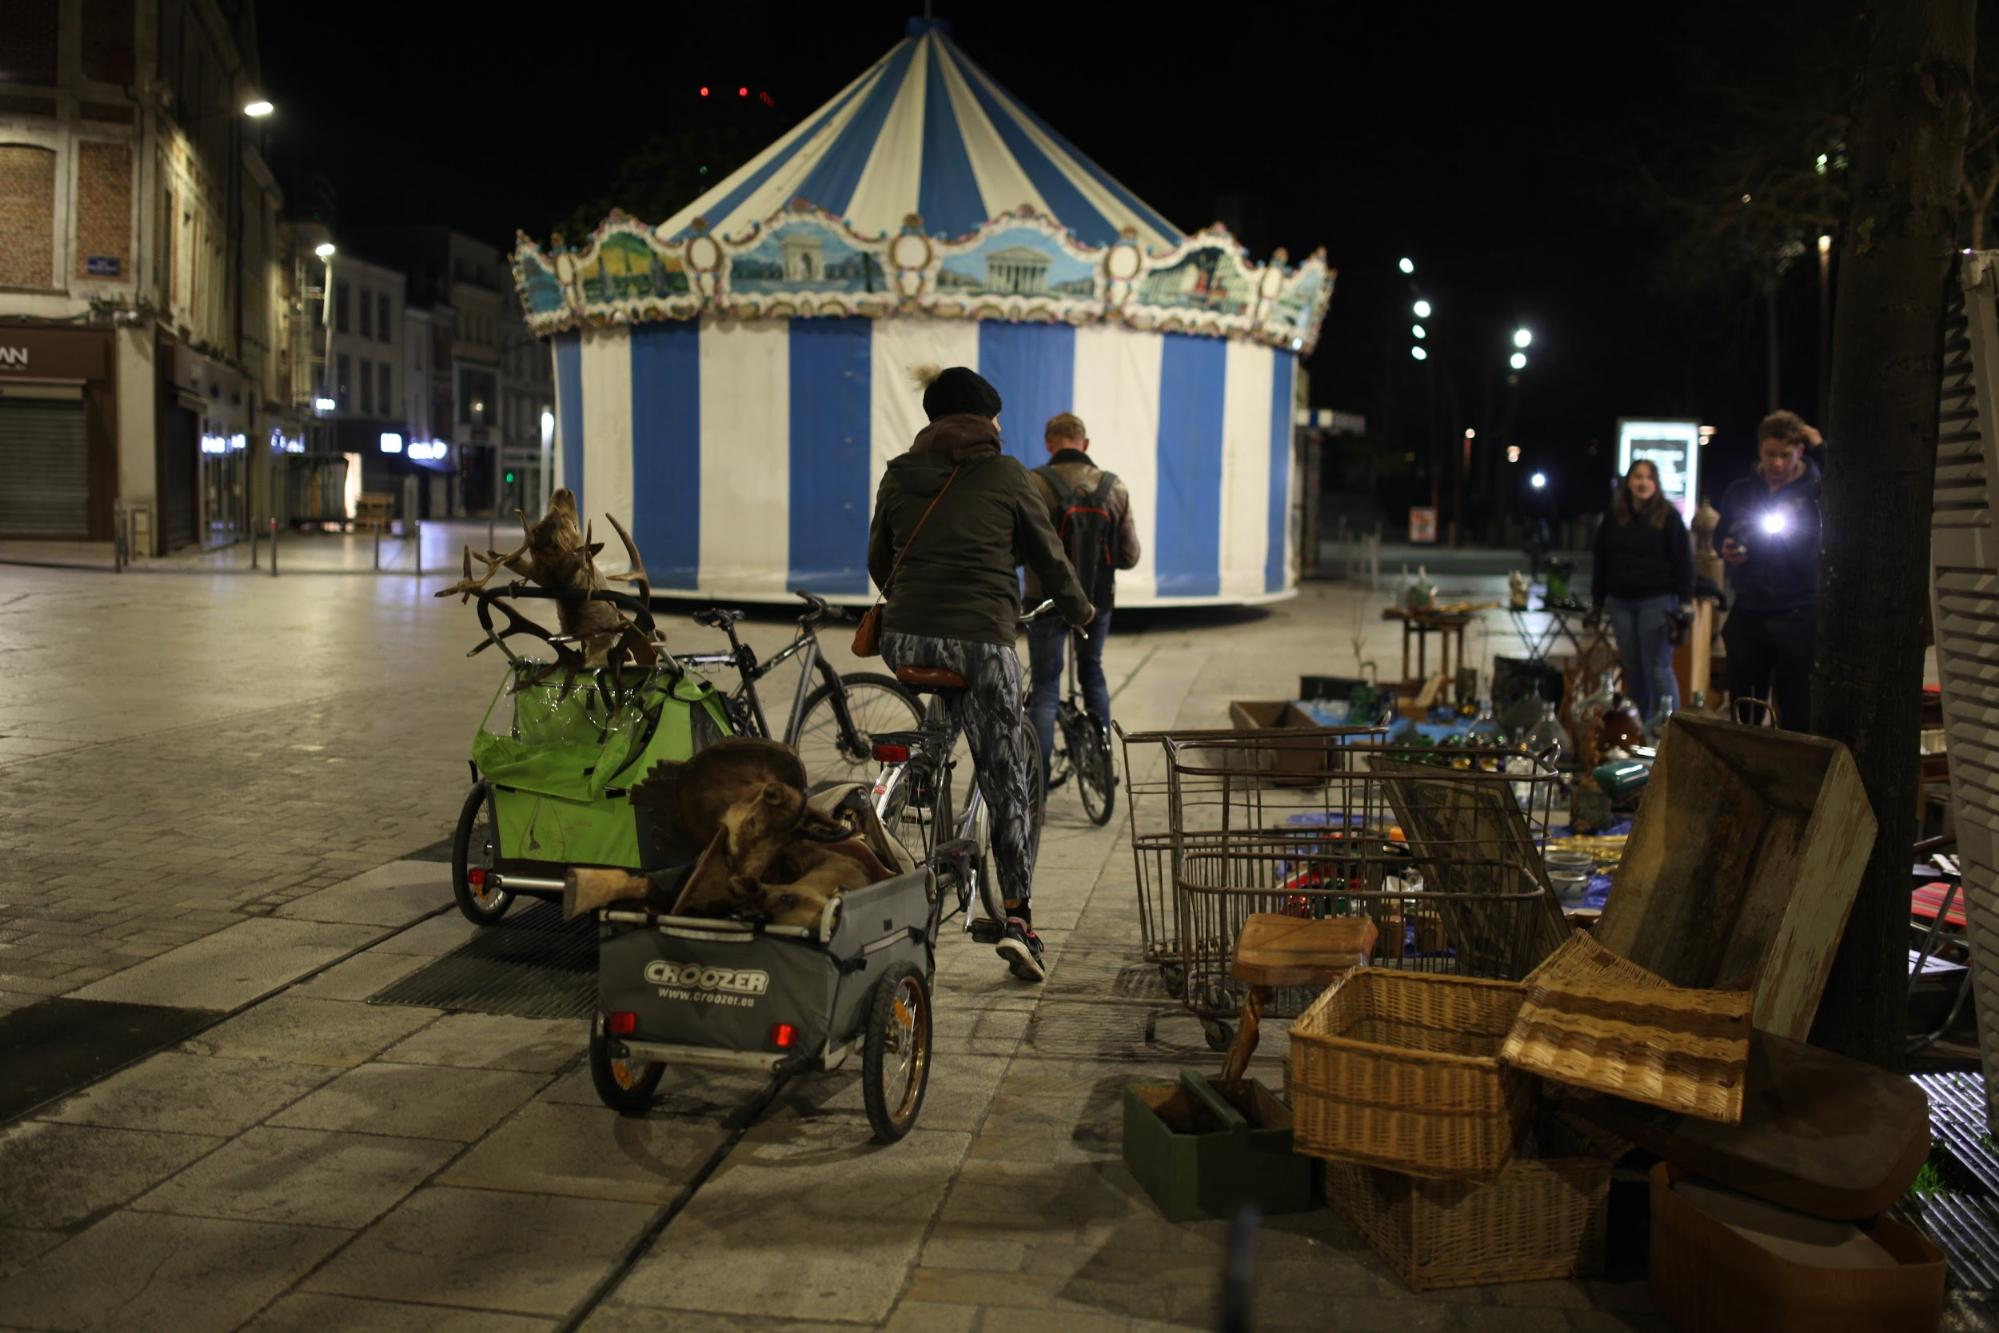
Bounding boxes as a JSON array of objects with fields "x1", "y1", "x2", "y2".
[{"x1": 1809, "y1": 0, "x2": 1975, "y2": 1067}]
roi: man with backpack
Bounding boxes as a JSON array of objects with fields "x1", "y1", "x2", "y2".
[{"x1": 1026, "y1": 412, "x2": 1141, "y2": 781}]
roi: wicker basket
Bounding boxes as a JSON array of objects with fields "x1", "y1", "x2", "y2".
[
  {"x1": 1507, "y1": 933, "x2": 1752, "y2": 1124},
  {"x1": 1289, "y1": 969, "x2": 1533, "y2": 1178},
  {"x1": 1324, "y1": 1115, "x2": 1619, "y2": 1291}
]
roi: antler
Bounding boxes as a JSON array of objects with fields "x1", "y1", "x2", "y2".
[
  {"x1": 434, "y1": 541, "x2": 531, "y2": 602},
  {"x1": 605, "y1": 513, "x2": 651, "y2": 607}
]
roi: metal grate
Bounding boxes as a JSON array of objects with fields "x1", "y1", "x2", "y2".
[
  {"x1": 1905, "y1": 1071, "x2": 1999, "y2": 1289},
  {"x1": 368, "y1": 901, "x2": 597, "y2": 1020}
]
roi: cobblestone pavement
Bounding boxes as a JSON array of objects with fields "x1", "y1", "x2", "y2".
[{"x1": 0, "y1": 560, "x2": 1669, "y2": 1330}]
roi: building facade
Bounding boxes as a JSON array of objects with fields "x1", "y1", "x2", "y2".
[{"x1": 0, "y1": 0, "x2": 305, "y2": 554}]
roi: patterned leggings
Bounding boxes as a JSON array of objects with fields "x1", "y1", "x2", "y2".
[{"x1": 880, "y1": 631, "x2": 1038, "y2": 911}]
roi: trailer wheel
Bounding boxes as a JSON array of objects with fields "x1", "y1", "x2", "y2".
[
  {"x1": 451, "y1": 781, "x2": 513, "y2": 925},
  {"x1": 589, "y1": 1031, "x2": 664, "y2": 1116},
  {"x1": 862, "y1": 963, "x2": 932, "y2": 1143}
]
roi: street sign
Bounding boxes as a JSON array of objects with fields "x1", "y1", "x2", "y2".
[
  {"x1": 85, "y1": 255, "x2": 121, "y2": 277},
  {"x1": 1409, "y1": 507, "x2": 1438, "y2": 544}
]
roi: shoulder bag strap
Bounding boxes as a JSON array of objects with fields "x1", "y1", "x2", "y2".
[{"x1": 878, "y1": 465, "x2": 962, "y2": 600}]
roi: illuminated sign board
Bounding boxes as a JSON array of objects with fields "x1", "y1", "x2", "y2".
[{"x1": 1615, "y1": 418, "x2": 1702, "y2": 523}]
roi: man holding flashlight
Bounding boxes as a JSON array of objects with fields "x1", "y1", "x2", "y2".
[{"x1": 1713, "y1": 410, "x2": 1822, "y2": 729}]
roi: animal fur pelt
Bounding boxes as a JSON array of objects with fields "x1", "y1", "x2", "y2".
[{"x1": 562, "y1": 739, "x2": 911, "y2": 928}]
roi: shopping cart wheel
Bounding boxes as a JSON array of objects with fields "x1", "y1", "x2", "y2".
[
  {"x1": 589, "y1": 1031, "x2": 664, "y2": 1116},
  {"x1": 451, "y1": 780, "x2": 514, "y2": 926},
  {"x1": 863, "y1": 963, "x2": 932, "y2": 1143},
  {"x1": 1158, "y1": 963, "x2": 1187, "y2": 998},
  {"x1": 1202, "y1": 1019, "x2": 1235, "y2": 1053}
]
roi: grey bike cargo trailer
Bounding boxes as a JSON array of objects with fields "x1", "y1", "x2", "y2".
[{"x1": 589, "y1": 867, "x2": 940, "y2": 1141}]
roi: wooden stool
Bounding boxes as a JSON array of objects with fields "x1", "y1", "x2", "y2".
[{"x1": 1219, "y1": 913, "x2": 1378, "y2": 1081}]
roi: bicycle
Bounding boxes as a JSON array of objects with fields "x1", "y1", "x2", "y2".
[
  {"x1": 676, "y1": 591, "x2": 922, "y2": 784},
  {"x1": 1043, "y1": 623, "x2": 1117, "y2": 826},
  {"x1": 866, "y1": 603, "x2": 1053, "y2": 948}
]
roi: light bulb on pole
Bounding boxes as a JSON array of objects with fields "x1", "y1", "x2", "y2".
[
  {"x1": 1411, "y1": 346, "x2": 1428, "y2": 362},
  {"x1": 1398, "y1": 257, "x2": 1415, "y2": 275},
  {"x1": 1411, "y1": 324, "x2": 1426, "y2": 339},
  {"x1": 314, "y1": 242, "x2": 336, "y2": 259},
  {"x1": 1413, "y1": 299, "x2": 1432, "y2": 319},
  {"x1": 1530, "y1": 471, "x2": 1547, "y2": 490},
  {"x1": 1513, "y1": 327, "x2": 1533, "y2": 349},
  {"x1": 1510, "y1": 352, "x2": 1528, "y2": 371}
]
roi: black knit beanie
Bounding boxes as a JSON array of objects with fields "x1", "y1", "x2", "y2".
[{"x1": 922, "y1": 366, "x2": 1003, "y2": 422}]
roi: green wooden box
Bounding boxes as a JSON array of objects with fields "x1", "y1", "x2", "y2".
[{"x1": 1122, "y1": 1073, "x2": 1316, "y2": 1223}]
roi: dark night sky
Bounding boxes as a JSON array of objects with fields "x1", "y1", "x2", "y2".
[{"x1": 255, "y1": 1, "x2": 1831, "y2": 511}]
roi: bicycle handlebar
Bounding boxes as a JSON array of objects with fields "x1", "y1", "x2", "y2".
[{"x1": 1018, "y1": 599, "x2": 1058, "y2": 624}]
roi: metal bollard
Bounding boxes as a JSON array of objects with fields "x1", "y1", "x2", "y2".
[
  {"x1": 269, "y1": 516, "x2": 279, "y2": 577},
  {"x1": 113, "y1": 505, "x2": 127, "y2": 573},
  {"x1": 413, "y1": 518, "x2": 422, "y2": 578},
  {"x1": 373, "y1": 521, "x2": 381, "y2": 571},
  {"x1": 250, "y1": 524, "x2": 260, "y2": 570}
]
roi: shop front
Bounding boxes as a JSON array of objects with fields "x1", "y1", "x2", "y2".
[
  {"x1": 159, "y1": 341, "x2": 253, "y2": 550},
  {"x1": 332, "y1": 418, "x2": 452, "y2": 520},
  {"x1": 0, "y1": 325, "x2": 117, "y2": 541}
]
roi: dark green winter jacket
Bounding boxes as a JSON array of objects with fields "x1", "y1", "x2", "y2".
[{"x1": 867, "y1": 414, "x2": 1094, "y2": 646}]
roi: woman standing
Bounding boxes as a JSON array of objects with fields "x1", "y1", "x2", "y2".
[{"x1": 1591, "y1": 459, "x2": 1694, "y2": 731}]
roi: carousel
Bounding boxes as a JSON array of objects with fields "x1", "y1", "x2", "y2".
[{"x1": 511, "y1": 18, "x2": 1334, "y2": 606}]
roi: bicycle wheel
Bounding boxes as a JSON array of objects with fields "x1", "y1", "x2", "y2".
[
  {"x1": 968, "y1": 799, "x2": 1007, "y2": 929},
  {"x1": 450, "y1": 781, "x2": 513, "y2": 925},
  {"x1": 1019, "y1": 716, "x2": 1047, "y2": 863},
  {"x1": 1073, "y1": 716, "x2": 1117, "y2": 827},
  {"x1": 795, "y1": 672, "x2": 922, "y2": 784}
]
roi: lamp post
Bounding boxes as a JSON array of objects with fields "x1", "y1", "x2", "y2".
[{"x1": 1816, "y1": 233, "x2": 1833, "y2": 424}]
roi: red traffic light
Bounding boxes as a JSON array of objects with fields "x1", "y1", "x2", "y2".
[
  {"x1": 738, "y1": 86, "x2": 748, "y2": 97},
  {"x1": 699, "y1": 86, "x2": 709, "y2": 97}
]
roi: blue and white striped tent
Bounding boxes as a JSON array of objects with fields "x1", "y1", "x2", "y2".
[{"x1": 539, "y1": 19, "x2": 1323, "y2": 607}]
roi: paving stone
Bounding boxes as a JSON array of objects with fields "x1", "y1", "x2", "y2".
[
  {"x1": 268, "y1": 1063, "x2": 548, "y2": 1142},
  {"x1": 43, "y1": 1051, "x2": 338, "y2": 1135},
  {"x1": 290, "y1": 949, "x2": 431, "y2": 1001},
  {"x1": 880, "y1": 1304, "x2": 982, "y2": 1333},
  {"x1": 243, "y1": 1294, "x2": 557, "y2": 1331},
  {"x1": 438, "y1": 1100, "x2": 727, "y2": 1204},
  {"x1": 0, "y1": 1209, "x2": 348, "y2": 1332},
  {"x1": 775, "y1": 1053, "x2": 1008, "y2": 1135},
  {"x1": 275, "y1": 861, "x2": 453, "y2": 929},
  {"x1": 602, "y1": 1119, "x2": 969, "y2": 1324},
  {"x1": 378, "y1": 1012, "x2": 580, "y2": 1074},
  {"x1": 181, "y1": 995, "x2": 441, "y2": 1068},
  {"x1": 303, "y1": 1186, "x2": 654, "y2": 1316},
  {"x1": 0, "y1": 1227, "x2": 64, "y2": 1280},
  {"x1": 366, "y1": 915, "x2": 489, "y2": 957},
  {"x1": 132, "y1": 1125, "x2": 458, "y2": 1228},
  {"x1": 69, "y1": 918, "x2": 384, "y2": 1009},
  {"x1": 0, "y1": 1120, "x2": 224, "y2": 1229}
]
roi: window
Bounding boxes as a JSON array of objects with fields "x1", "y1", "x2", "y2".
[
  {"x1": 378, "y1": 293, "x2": 390, "y2": 341},
  {"x1": 358, "y1": 287, "x2": 372, "y2": 339},
  {"x1": 335, "y1": 281, "x2": 350, "y2": 334},
  {"x1": 378, "y1": 363, "x2": 391, "y2": 419},
  {"x1": 336, "y1": 354, "x2": 350, "y2": 410},
  {"x1": 359, "y1": 357, "x2": 372, "y2": 415}
]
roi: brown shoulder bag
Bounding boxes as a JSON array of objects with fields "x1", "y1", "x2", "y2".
[{"x1": 853, "y1": 467, "x2": 960, "y2": 657}]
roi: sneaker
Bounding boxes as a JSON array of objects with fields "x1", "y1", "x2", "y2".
[{"x1": 996, "y1": 917, "x2": 1046, "y2": 982}]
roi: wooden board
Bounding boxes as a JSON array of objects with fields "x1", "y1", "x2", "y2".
[
  {"x1": 1367, "y1": 759, "x2": 1568, "y2": 981},
  {"x1": 1594, "y1": 714, "x2": 1877, "y2": 1039},
  {"x1": 1574, "y1": 1030, "x2": 1931, "y2": 1221}
]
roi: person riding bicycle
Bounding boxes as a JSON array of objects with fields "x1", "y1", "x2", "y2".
[
  {"x1": 1025, "y1": 411, "x2": 1140, "y2": 782},
  {"x1": 866, "y1": 366, "x2": 1094, "y2": 982}
]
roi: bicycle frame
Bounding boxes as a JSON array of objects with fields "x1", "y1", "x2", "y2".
[
  {"x1": 870, "y1": 700, "x2": 987, "y2": 935},
  {"x1": 678, "y1": 618, "x2": 844, "y2": 746}
]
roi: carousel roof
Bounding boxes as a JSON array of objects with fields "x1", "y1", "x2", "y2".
[{"x1": 657, "y1": 18, "x2": 1185, "y2": 252}]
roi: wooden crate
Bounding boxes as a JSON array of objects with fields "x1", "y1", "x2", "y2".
[
  {"x1": 1648, "y1": 1163, "x2": 1945, "y2": 1333},
  {"x1": 1121, "y1": 1075, "x2": 1315, "y2": 1223},
  {"x1": 1594, "y1": 715, "x2": 1876, "y2": 1040}
]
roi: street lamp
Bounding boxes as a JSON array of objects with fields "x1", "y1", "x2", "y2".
[
  {"x1": 1531, "y1": 471, "x2": 1547, "y2": 490},
  {"x1": 243, "y1": 99, "x2": 274, "y2": 118},
  {"x1": 1413, "y1": 299, "x2": 1432, "y2": 319},
  {"x1": 1513, "y1": 327, "x2": 1533, "y2": 349},
  {"x1": 1510, "y1": 351, "x2": 1528, "y2": 371},
  {"x1": 1399, "y1": 257, "x2": 1415, "y2": 275},
  {"x1": 314, "y1": 242, "x2": 335, "y2": 259},
  {"x1": 1411, "y1": 324, "x2": 1426, "y2": 339},
  {"x1": 1411, "y1": 346, "x2": 1428, "y2": 361}
]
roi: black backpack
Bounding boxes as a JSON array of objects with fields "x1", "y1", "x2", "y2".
[{"x1": 1037, "y1": 465, "x2": 1121, "y2": 606}]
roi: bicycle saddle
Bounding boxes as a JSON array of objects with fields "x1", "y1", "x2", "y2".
[
  {"x1": 895, "y1": 665, "x2": 966, "y2": 691},
  {"x1": 692, "y1": 606, "x2": 746, "y2": 628}
]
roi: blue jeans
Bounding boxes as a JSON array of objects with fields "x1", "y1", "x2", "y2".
[
  {"x1": 1603, "y1": 593, "x2": 1680, "y2": 729},
  {"x1": 1028, "y1": 611, "x2": 1112, "y2": 769}
]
